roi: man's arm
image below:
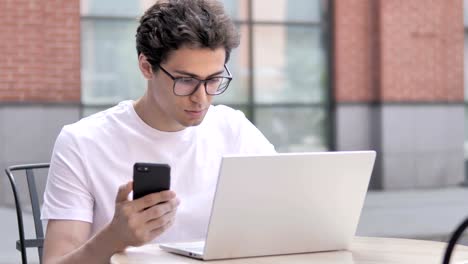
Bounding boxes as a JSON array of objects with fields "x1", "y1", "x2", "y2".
[
  {"x1": 44, "y1": 220, "x2": 116, "y2": 263},
  {"x1": 43, "y1": 182, "x2": 180, "y2": 264}
]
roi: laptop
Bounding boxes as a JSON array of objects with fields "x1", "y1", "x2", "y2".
[{"x1": 160, "y1": 151, "x2": 376, "y2": 260}]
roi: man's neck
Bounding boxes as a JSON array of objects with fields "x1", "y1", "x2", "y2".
[{"x1": 133, "y1": 94, "x2": 185, "y2": 132}]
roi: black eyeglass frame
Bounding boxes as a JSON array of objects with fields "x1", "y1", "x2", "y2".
[{"x1": 158, "y1": 65, "x2": 233, "y2": 96}]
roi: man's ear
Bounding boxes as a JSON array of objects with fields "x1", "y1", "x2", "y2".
[{"x1": 138, "y1": 54, "x2": 154, "y2": 80}]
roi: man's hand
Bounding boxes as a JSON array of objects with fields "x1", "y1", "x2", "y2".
[
  {"x1": 43, "y1": 182, "x2": 179, "y2": 264},
  {"x1": 108, "y1": 181, "x2": 180, "y2": 250}
]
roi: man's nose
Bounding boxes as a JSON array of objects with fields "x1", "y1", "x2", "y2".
[{"x1": 190, "y1": 82, "x2": 209, "y2": 103}]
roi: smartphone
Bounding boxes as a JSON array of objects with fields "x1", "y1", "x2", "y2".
[{"x1": 133, "y1": 162, "x2": 171, "y2": 200}]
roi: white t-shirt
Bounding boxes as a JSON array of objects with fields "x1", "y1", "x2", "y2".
[{"x1": 41, "y1": 100, "x2": 275, "y2": 243}]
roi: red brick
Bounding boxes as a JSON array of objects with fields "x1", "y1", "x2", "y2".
[
  {"x1": 334, "y1": 0, "x2": 377, "y2": 102},
  {"x1": 0, "y1": 0, "x2": 80, "y2": 103},
  {"x1": 334, "y1": 0, "x2": 463, "y2": 103}
]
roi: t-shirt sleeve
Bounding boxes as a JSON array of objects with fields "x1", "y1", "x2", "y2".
[
  {"x1": 41, "y1": 126, "x2": 94, "y2": 223},
  {"x1": 233, "y1": 110, "x2": 276, "y2": 155}
]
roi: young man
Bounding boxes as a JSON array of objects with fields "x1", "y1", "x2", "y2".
[{"x1": 41, "y1": 0, "x2": 275, "y2": 263}]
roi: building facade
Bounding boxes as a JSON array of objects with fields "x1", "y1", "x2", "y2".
[
  {"x1": 0, "y1": 0, "x2": 464, "y2": 205},
  {"x1": 335, "y1": 0, "x2": 464, "y2": 189}
]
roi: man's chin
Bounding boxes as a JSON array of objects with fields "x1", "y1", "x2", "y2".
[{"x1": 179, "y1": 116, "x2": 205, "y2": 127}]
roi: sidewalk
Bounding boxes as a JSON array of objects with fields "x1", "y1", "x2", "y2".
[{"x1": 1, "y1": 187, "x2": 468, "y2": 263}]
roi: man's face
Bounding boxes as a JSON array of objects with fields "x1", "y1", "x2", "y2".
[{"x1": 148, "y1": 46, "x2": 226, "y2": 131}]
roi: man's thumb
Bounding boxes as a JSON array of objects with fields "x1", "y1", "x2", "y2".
[{"x1": 116, "y1": 181, "x2": 133, "y2": 203}]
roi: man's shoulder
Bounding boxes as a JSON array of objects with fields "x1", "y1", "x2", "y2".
[
  {"x1": 207, "y1": 104, "x2": 246, "y2": 121},
  {"x1": 200, "y1": 104, "x2": 250, "y2": 137},
  {"x1": 63, "y1": 101, "x2": 133, "y2": 139}
]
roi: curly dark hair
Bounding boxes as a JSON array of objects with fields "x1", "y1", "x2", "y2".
[{"x1": 136, "y1": 0, "x2": 240, "y2": 71}]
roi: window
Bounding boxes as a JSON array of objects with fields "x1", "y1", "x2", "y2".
[
  {"x1": 80, "y1": 0, "x2": 331, "y2": 152},
  {"x1": 80, "y1": 0, "x2": 148, "y2": 114}
]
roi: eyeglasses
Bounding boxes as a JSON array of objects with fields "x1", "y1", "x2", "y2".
[{"x1": 158, "y1": 65, "x2": 233, "y2": 96}]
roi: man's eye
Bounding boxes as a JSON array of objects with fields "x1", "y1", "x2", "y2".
[
  {"x1": 179, "y1": 77, "x2": 196, "y2": 83},
  {"x1": 207, "y1": 78, "x2": 222, "y2": 84}
]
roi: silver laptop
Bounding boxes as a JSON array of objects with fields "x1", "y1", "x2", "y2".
[{"x1": 160, "y1": 151, "x2": 376, "y2": 260}]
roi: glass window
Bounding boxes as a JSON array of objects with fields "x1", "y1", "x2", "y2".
[
  {"x1": 255, "y1": 107, "x2": 328, "y2": 152},
  {"x1": 213, "y1": 26, "x2": 250, "y2": 105},
  {"x1": 219, "y1": 0, "x2": 248, "y2": 21},
  {"x1": 80, "y1": 0, "x2": 144, "y2": 17},
  {"x1": 253, "y1": 0, "x2": 321, "y2": 22},
  {"x1": 253, "y1": 25, "x2": 326, "y2": 104},
  {"x1": 81, "y1": 19, "x2": 145, "y2": 105},
  {"x1": 80, "y1": 0, "x2": 330, "y2": 153}
]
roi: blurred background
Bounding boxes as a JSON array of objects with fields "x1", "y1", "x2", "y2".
[{"x1": 1, "y1": 0, "x2": 467, "y2": 263}]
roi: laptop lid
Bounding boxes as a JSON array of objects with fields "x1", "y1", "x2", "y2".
[{"x1": 200, "y1": 151, "x2": 376, "y2": 260}]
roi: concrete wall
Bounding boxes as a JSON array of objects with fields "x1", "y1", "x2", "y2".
[
  {"x1": 0, "y1": 0, "x2": 81, "y2": 206},
  {"x1": 335, "y1": 104, "x2": 382, "y2": 189},
  {"x1": 336, "y1": 104, "x2": 464, "y2": 189},
  {"x1": 0, "y1": 104, "x2": 80, "y2": 206},
  {"x1": 380, "y1": 105, "x2": 464, "y2": 189}
]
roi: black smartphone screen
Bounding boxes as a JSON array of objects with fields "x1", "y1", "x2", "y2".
[{"x1": 133, "y1": 162, "x2": 171, "y2": 200}]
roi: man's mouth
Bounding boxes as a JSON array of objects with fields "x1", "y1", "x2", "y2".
[{"x1": 184, "y1": 109, "x2": 206, "y2": 118}]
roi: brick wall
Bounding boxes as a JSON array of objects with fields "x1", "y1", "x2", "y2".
[
  {"x1": 379, "y1": 0, "x2": 463, "y2": 102},
  {"x1": 334, "y1": 0, "x2": 463, "y2": 103},
  {"x1": 0, "y1": 0, "x2": 81, "y2": 102},
  {"x1": 334, "y1": 0, "x2": 378, "y2": 102}
]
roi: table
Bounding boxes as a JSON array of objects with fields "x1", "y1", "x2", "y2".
[{"x1": 111, "y1": 236, "x2": 468, "y2": 264}]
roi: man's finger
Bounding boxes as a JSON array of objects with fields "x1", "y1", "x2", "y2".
[
  {"x1": 142, "y1": 198, "x2": 179, "y2": 221},
  {"x1": 146, "y1": 210, "x2": 176, "y2": 230},
  {"x1": 149, "y1": 218, "x2": 175, "y2": 239},
  {"x1": 133, "y1": 191, "x2": 176, "y2": 211},
  {"x1": 115, "y1": 181, "x2": 133, "y2": 203}
]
